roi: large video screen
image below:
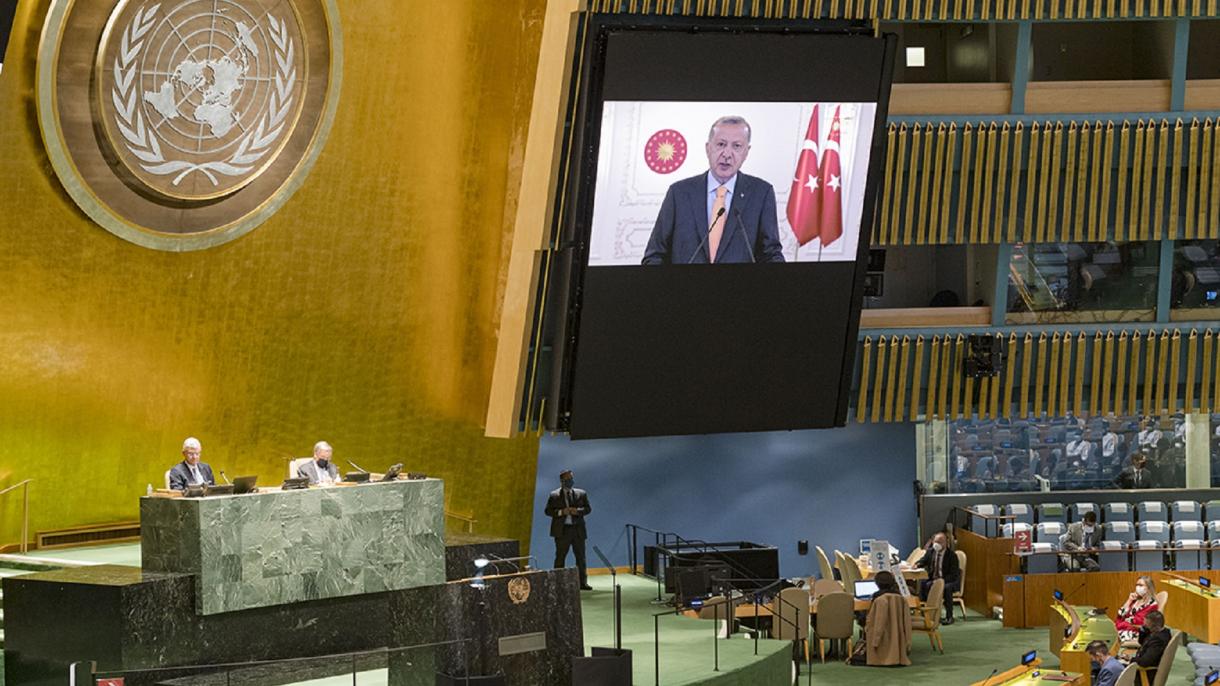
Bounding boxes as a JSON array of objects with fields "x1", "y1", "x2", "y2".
[
  {"x1": 555, "y1": 18, "x2": 896, "y2": 439},
  {"x1": 589, "y1": 101, "x2": 877, "y2": 266}
]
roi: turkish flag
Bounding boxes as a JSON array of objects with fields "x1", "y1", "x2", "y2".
[
  {"x1": 786, "y1": 105, "x2": 822, "y2": 246},
  {"x1": 819, "y1": 105, "x2": 844, "y2": 247}
]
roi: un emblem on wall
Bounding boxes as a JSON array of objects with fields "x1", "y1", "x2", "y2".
[{"x1": 37, "y1": 0, "x2": 342, "y2": 250}]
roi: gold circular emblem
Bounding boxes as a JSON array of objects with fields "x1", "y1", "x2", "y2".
[
  {"x1": 507, "y1": 576, "x2": 531, "y2": 605},
  {"x1": 37, "y1": 0, "x2": 342, "y2": 250}
]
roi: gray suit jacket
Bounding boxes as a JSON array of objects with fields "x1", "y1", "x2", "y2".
[
  {"x1": 1059, "y1": 521, "x2": 1103, "y2": 551},
  {"x1": 298, "y1": 460, "x2": 339, "y2": 484}
]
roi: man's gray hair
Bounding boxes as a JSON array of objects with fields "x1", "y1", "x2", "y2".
[
  {"x1": 182, "y1": 437, "x2": 201, "y2": 451},
  {"x1": 314, "y1": 441, "x2": 332, "y2": 453},
  {"x1": 708, "y1": 116, "x2": 751, "y2": 142}
]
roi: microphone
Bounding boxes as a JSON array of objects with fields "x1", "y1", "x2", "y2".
[
  {"x1": 979, "y1": 668, "x2": 999, "y2": 686},
  {"x1": 731, "y1": 208, "x2": 756, "y2": 263},
  {"x1": 219, "y1": 470, "x2": 232, "y2": 485},
  {"x1": 347, "y1": 459, "x2": 369, "y2": 473},
  {"x1": 686, "y1": 207, "x2": 725, "y2": 263}
]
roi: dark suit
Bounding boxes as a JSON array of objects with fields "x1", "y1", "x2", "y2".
[
  {"x1": 545, "y1": 487, "x2": 591, "y2": 586},
  {"x1": 1131, "y1": 626, "x2": 1170, "y2": 681},
  {"x1": 916, "y1": 546, "x2": 961, "y2": 618},
  {"x1": 642, "y1": 172, "x2": 785, "y2": 265},
  {"x1": 1113, "y1": 466, "x2": 1153, "y2": 489},
  {"x1": 168, "y1": 460, "x2": 215, "y2": 491}
]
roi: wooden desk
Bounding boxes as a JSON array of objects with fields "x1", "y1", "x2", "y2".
[
  {"x1": 1049, "y1": 600, "x2": 1117, "y2": 675},
  {"x1": 729, "y1": 594, "x2": 918, "y2": 618},
  {"x1": 1163, "y1": 576, "x2": 1220, "y2": 643},
  {"x1": 970, "y1": 660, "x2": 1087, "y2": 686},
  {"x1": 859, "y1": 561, "x2": 929, "y2": 582}
]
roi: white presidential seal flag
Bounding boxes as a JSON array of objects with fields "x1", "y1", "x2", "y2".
[
  {"x1": 36, "y1": 0, "x2": 341, "y2": 250},
  {"x1": 102, "y1": 0, "x2": 304, "y2": 200}
]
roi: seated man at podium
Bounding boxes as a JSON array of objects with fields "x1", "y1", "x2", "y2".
[
  {"x1": 298, "y1": 441, "x2": 339, "y2": 485},
  {"x1": 1059, "y1": 510, "x2": 1102, "y2": 572},
  {"x1": 1122, "y1": 610, "x2": 1169, "y2": 681},
  {"x1": 168, "y1": 437, "x2": 215, "y2": 491}
]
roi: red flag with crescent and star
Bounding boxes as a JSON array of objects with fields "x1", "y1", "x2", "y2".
[
  {"x1": 819, "y1": 105, "x2": 844, "y2": 246},
  {"x1": 786, "y1": 105, "x2": 822, "y2": 246}
]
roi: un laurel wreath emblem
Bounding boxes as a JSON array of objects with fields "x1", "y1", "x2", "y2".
[
  {"x1": 507, "y1": 576, "x2": 531, "y2": 605},
  {"x1": 37, "y1": 0, "x2": 342, "y2": 250}
]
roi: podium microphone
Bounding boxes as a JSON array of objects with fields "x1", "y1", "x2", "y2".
[
  {"x1": 686, "y1": 207, "x2": 725, "y2": 263},
  {"x1": 347, "y1": 459, "x2": 369, "y2": 473},
  {"x1": 219, "y1": 470, "x2": 233, "y2": 485},
  {"x1": 979, "y1": 668, "x2": 999, "y2": 686},
  {"x1": 731, "y1": 208, "x2": 756, "y2": 263}
]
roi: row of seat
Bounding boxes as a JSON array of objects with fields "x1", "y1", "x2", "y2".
[
  {"x1": 974, "y1": 501, "x2": 1219, "y2": 527},
  {"x1": 1003, "y1": 520, "x2": 1218, "y2": 544}
]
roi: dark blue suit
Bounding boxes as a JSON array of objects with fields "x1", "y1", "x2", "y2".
[
  {"x1": 642, "y1": 172, "x2": 785, "y2": 265},
  {"x1": 168, "y1": 460, "x2": 215, "y2": 491},
  {"x1": 1093, "y1": 656, "x2": 1124, "y2": 686}
]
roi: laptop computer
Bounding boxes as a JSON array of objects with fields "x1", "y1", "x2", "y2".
[
  {"x1": 853, "y1": 580, "x2": 879, "y2": 600},
  {"x1": 232, "y1": 475, "x2": 258, "y2": 494}
]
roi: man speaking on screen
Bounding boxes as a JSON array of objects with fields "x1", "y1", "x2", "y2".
[{"x1": 641, "y1": 116, "x2": 786, "y2": 265}]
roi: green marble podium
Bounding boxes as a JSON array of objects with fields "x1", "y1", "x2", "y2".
[{"x1": 140, "y1": 478, "x2": 445, "y2": 615}]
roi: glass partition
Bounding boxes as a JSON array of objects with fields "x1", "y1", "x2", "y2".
[
  {"x1": 1005, "y1": 241, "x2": 1158, "y2": 324},
  {"x1": 937, "y1": 414, "x2": 1186, "y2": 494},
  {"x1": 1171, "y1": 240, "x2": 1220, "y2": 321}
]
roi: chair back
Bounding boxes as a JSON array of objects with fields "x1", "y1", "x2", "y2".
[
  {"x1": 163, "y1": 469, "x2": 172, "y2": 490},
  {"x1": 1151, "y1": 630, "x2": 1183, "y2": 686},
  {"x1": 697, "y1": 595, "x2": 731, "y2": 620},
  {"x1": 288, "y1": 457, "x2": 312, "y2": 479},
  {"x1": 815, "y1": 545, "x2": 836, "y2": 582},
  {"x1": 813, "y1": 578, "x2": 841, "y2": 598},
  {"x1": 844, "y1": 555, "x2": 864, "y2": 585},
  {"x1": 1155, "y1": 590, "x2": 1167, "y2": 612},
  {"x1": 1114, "y1": 663, "x2": 1139, "y2": 686},
  {"x1": 923, "y1": 578, "x2": 946, "y2": 614},
  {"x1": 955, "y1": 550, "x2": 967, "y2": 580},
  {"x1": 814, "y1": 591, "x2": 854, "y2": 640},
  {"x1": 772, "y1": 587, "x2": 810, "y2": 641},
  {"x1": 906, "y1": 547, "x2": 924, "y2": 567}
]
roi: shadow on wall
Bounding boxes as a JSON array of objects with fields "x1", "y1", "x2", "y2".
[{"x1": 531, "y1": 422, "x2": 919, "y2": 579}]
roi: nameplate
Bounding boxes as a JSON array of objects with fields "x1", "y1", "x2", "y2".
[
  {"x1": 1005, "y1": 575, "x2": 1023, "y2": 582},
  {"x1": 498, "y1": 631, "x2": 547, "y2": 656}
]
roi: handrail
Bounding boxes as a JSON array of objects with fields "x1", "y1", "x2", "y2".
[{"x1": 0, "y1": 478, "x2": 33, "y2": 553}]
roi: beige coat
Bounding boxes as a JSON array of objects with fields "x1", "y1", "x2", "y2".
[{"x1": 865, "y1": 592, "x2": 912, "y2": 666}]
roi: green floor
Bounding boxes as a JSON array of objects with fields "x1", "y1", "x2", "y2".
[{"x1": 0, "y1": 545, "x2": 1206, "y2": 685}]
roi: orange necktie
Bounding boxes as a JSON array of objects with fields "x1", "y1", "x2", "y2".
[{"x1": 708, "y1": 185, "x2": 727, "y2": 262}]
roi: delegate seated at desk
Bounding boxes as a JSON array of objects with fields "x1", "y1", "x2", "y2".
[
  {"x1": 298, "y1": 440, "x2": 339, "y2": 485},
  {"x1": 168, "y1": 436, "x2": 215, "y2": 491},
  {"x1": 1088, "y1": 641, "x2": 1125, "y2": 686},
  {"x1": 1119, "y1": 610, "x2": 1169, "y2": 682},
  {"x1": 1059, "y1": 511, "x2": 1102, "y2": 572},
  {"x1": 1115, "y1": 576, "x2": 1159, "y2": 643},
  {"x1": 850, "y1": 570, "x2": 911, "y2": 667},
  {"x1": 915, "y1": 532, "x2": 960, "y2": 625}
]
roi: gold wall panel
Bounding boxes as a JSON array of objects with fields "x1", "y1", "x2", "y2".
[
  {"x1": 0, "y1": 0, "x2": 547, "y2": 549},
  {"x1": 592, "y1": 0, "x2": 1210, "y2": 19},
  {"x1": 853, "y1": 326, "x2": 1220, "y2": 422}
]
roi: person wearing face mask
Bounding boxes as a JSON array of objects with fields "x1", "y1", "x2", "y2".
[
  {"x1": 1115, "y1": 575, "x2": 1159, "y2": 643},
  {"x1": 1059, "y1": 510, "x2": 1103, "y2": 572},
  {"x1": 641, "y1": 116, "x2": 786, "y2": 265},
  {"x1": 168, "y1": 436, "x2": 216, "y2": 491},
  {"x1": 1121, "y1": 610, "x2": 1169, "y2": 680},
  {"x1": 1087, "y1": 640, "x2": 1125, "y2": 686},
  {"x1": 545, "y1": 469, "x2": 593, "y2": 591},
  {"x1": 915, "y1": 531, "x2": 960, "y2": 625},
  {"x1": 298, "y1": 441, "x2": 339, "y2": 485}
]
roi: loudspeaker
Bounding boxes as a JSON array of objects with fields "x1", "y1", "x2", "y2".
[
  {"x1": 964, "y1": 334, "x2": 1005, "y2": 378},
  {"x1": 571, "y1": 648, "x2": 632, "y2": 686}
]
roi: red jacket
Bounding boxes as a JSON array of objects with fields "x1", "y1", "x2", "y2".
[{"x1": 1116, "y1": 600, "x2": 1157, "y2": 633}]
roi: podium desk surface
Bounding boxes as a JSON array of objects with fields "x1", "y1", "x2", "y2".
[
  {"x1": 140, "y1": 477, "x2": 445, "y2": 615},
  {"x1": 1164, "y1": 577, "x2": 1220, "y2": 643},
  {"x1": 970, "y1": 660, "x2": 1087, "y2": 686}
]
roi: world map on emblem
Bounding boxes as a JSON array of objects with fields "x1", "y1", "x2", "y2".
[
  {"x1": 97, "y1": 0, "x2": 308, "y2": 200},
  {"x1": 643, "y1": 129, "x2": 687, "y2": 174}
]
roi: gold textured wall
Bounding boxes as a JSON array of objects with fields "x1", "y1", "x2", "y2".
[{"x1": 0, "y1": 0, "x2": 546, "y2": 548}]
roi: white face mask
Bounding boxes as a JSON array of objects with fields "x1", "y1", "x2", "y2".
[
  {"x1": 932, "y1": 542, "x2": 944, "y2": 552},
  {"x1": 1136, "y1": 585, "x2": 1148, "y2": 597},
  {"x1": 1083, "y1": 525, "x2": 1095, "y2": 534}
]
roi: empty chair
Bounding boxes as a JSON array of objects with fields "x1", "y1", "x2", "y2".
[
  {"x1": 1037, "y1": 502, "x2": 1068, "y2": 525},
  {"x1": 1139, "y1": 501, "x2": 1169, "y2": 523},
  {"x1": 1098, "y1": 540, "x2": 1130, "y2": 572},
  {"x1": 1028, "y1": 542, "x2": 1058, "y2": 574},
  {"x1": 1174, "y1": 522, "x2": 1207, "y2": 570},
  {"x1": 1173, "y1": 501, "x2": 1204, "y2": 524},
  {"x1": 1036, "y1": 522, "x2": 1065, "y2": 544},
  {"x1": 812, "y1": 578, "x2": 841, "y2": 599},
  {"x1": 771, "y1": 587, "x2": 811, "y2": 662},
  {"x1": 1105, "y1": 521, "x2": 1137, "y2": 544},
  {"x1": 1140, "y1": 521, "x2": 1171, "y2": 543},
  {"x1": 1005, "y1": 503, "x2": 1034, "y2": 525},
  {"x1": 1071, "y1": 502, "x2": 1098, "y2": 522},
  {"x1": 1106, "y1": 502, "x2": 1135, "y2": 524},
  {"x1": 911, "y1": 578, "x2": 946, "y2": 654},
  {"x1": 952, "y1": 550, "x2": 968, "y2": 620},
  {"x1": 1135, "y1": 522, "x2": 1170, "y2": 571},
  {"x1": 1205, "y1": 499, "x2": 1220, "y2": 523},
  {"x1": 1003, "y1": 522, "x2": 1033, "y2": 538},
  {"x1": 813, "y1": 591, "x2": 854, "y2": 663},
  {"x1": 970, "y1": 504, "x2": 999, "y2": 536},
  {"x1": 814, "y1": 545, "x2": 838, "y2": 585},
  {"x1": 1174, "y1": 521, "x2": 1207, "y2": 543}
]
